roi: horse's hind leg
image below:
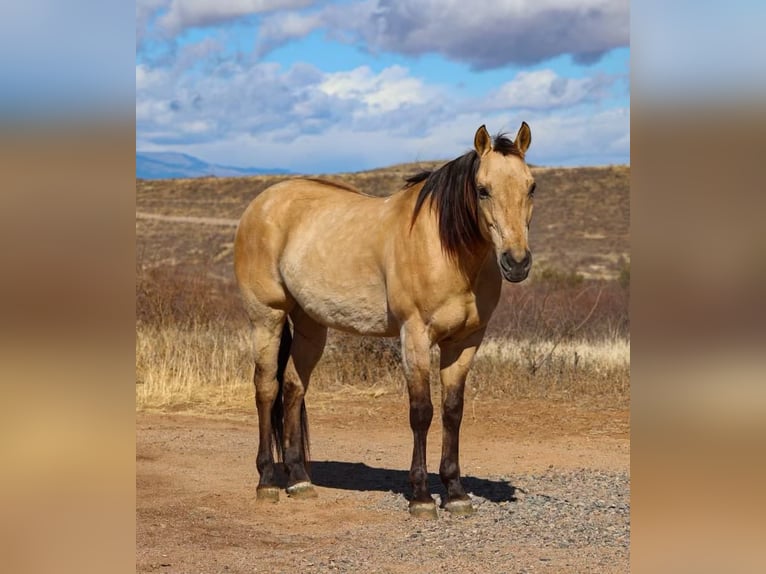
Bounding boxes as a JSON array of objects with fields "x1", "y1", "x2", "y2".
[
  {"x1": 249, "y1": 306, "x2": 289, "y2": 503},
  {"x1": 283, "y1": 308, "x2": 327, "y2": 499}
]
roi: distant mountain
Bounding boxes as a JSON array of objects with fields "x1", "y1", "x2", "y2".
[{"x1": 136, "y1": 152, "x2": 291, "y2": 180}]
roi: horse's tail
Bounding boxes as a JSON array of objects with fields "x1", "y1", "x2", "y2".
[{"x1": 271, "y1": 318, "x2": 310, "y2": 467}]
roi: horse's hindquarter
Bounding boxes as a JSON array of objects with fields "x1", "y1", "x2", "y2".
[{"x1": 275, "y1": 183, "x2": 397, "y2": 336}]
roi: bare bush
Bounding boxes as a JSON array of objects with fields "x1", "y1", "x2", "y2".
[
  {"x1": 135, "y1": 262, "x2": 629, "y2": 411},
  {"x1": 136, "y1": 262, "x2": 245, "y2": 328},
  {"x1": 489, "y1": 268, "x2": 629, "y2": 341}
]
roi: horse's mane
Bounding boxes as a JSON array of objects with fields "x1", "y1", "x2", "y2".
[{"x1": 406, "y1": 134, "x2": 521, "y2": 258}]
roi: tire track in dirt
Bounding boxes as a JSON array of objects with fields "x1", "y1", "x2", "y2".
[
  {"x1": 137, "y1": 398, "x2": 630, "y2": 573},
  {"x1": 136, "y1": 211, "x2": 239, "y2": 227}
]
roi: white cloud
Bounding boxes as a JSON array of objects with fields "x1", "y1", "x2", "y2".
[
  {"x1": 137, "y1": 0, "x2": 170, "y2": 47},
  {"x1": 154, "y1": 105, "x2": 629, "y2": 173},
  {"x1": 518, "y1": 107, "x2": 630, "y2": 165},
  {"x1": 254, "y1": 10, "x2": 324, "y2": 57},
  {"x1": 319, "y1": 66, "x2": 434, "y2": 113},
  {"x1": 136, "y1": 39, "x2": 629, "y2": 170},
  {"x1": 255, "y1": 0, "x2": 629, "y2": 68},
  {"x1": 485, "y1": 69, "x2": 613, "y2": 111},
  {"x1": 179, "y1": 119, "x2": 216, "y2": 133},
  {"x1": 138, "y1": 1, "x2": 628, "y2": 69},
  {"x1": 361, "y1": 0, "x2": 629, "y2": 68},
  {"x1": 136, "y1": 56, "x2": 452, "y2": 147},
  {"x1": 158, "y1": 0, "x2": 314, "y2": 35},
  {"x1": 136, "y1": 64, "x2": 168, "y2": 92}
]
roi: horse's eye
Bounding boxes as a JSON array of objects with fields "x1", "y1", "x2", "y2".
[
  {"x1": 478, "y1": 186, "x2": 491, "y2": 199},
  {"x1": 529, "y1": 182, "x2": 536, "y2": 198}
]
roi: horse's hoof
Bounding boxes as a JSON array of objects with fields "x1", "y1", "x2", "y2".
[
  {"x1": 445, "y1": 499, "x2": 475, "y2": 516},
  {"x1": 256, "y1": 486, "x2": 280, "y2": 503},
  {"x1": 286, "y1": 481, "x2": 318, "y2": 499},
  {"x1": 409, "y1": 501, "x2": 438, "y2": 519}
]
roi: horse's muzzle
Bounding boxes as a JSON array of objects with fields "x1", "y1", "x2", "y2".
[{"x1": 500, "y1": 249, "x2": 532, "y2": 282}]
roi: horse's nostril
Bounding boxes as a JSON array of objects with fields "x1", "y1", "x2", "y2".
[
  {"x1": 500, "y1": 251, "x2": 513, "y2": 270},
  {"x1": 501, "y1": 250, "x2": 530, "y2": 271},
  {"x1": 522, "y1": 250, "x2": 532, "y2": 268}
]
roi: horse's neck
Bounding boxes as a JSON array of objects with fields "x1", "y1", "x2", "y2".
[
  {"x1": 395, "y1": 183, "x2": 494, "y2": 287},
  {"x1": 453, "y1": 242, "x2": 495, "y2": 286}
]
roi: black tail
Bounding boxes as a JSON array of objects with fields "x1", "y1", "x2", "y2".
[{"x1": 271, "y1": 319, "x2": 310, "y2": 466}]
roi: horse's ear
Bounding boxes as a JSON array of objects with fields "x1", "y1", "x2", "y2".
[
  {"x1": 474, "y1": 125, "x2": 492, "y2": 156},
  {"x1": 515, "y1": 121, "x2": 531, "y2": 155}
]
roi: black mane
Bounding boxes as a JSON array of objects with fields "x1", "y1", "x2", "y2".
[{"x1": 406, "y1": 134, "x2": 521, "y2": 258}]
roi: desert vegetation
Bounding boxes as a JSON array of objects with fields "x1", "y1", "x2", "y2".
[
  {"x1": 136, "y1": 164, "x2": 629, "y2": 412},
  {"x1": 135, "y1": 262, "x2": 629, "y2": 412}
]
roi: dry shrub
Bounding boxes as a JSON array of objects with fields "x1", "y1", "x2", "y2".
[
  {"x1": 317, "y1": 333, "x2": 404, "y2": 389},
  {"x1": 489, "y1": 267, "x2": 630, "y2": 342},
  {"x1": 136, "y1": 263, "x2": 245, "y2": 328},
  {"x1": 135, "y1": 262, "x2": 629, "y2": 410},
  {"x1": 475, "y1": 269, "x2": 629, "y2": 401}
]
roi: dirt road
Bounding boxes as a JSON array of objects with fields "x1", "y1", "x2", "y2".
[
  {"x1": 137, "y1": 394, "x2": 629, "y2": 573},
  {"x1": 136, "y1": 211, "x2": 238, "y2": 227}
]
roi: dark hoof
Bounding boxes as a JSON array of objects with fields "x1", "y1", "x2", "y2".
[
  {"x1": 286, "y1": 481, "x2": 318, "y2": 499},
  {"x1": 445, "y1": 499, "x2": 475, "y2": 516},
  {"x1": 409, "y1": 501, "x2": 438, "y2": 519},
  {"x1": 256, "y1": 486, "x2": 280, "y2": 503}
]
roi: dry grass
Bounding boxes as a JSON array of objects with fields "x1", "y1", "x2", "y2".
[
  {"x1": 135, "y1": 323, "x2": 629, "y2": 413},
  {"x1": 136, "y1": 164, "x2": 629, "y2": 281},
  {"x1": 135, "y1": 264, "x2": 629, "y2": 412},
  {"x1": 471, "y1": 337, "x2": 629, "y2": 402},
  {"x1": 135, "y1": 162, "x2": 629, "y2": 413},
  {"x1": 136, "y1": 324, "x2": 252, "y2": 411}
]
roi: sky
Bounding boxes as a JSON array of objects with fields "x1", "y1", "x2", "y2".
[{"x1": 136, "y1": 0, "x2": 630, "y2": 173}]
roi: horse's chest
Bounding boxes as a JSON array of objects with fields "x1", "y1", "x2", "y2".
[{"x1": 430, "y1": 293, "x2": 493, "y2": 341}]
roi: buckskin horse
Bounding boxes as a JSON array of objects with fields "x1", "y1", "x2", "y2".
[{"x1": 234, "y1": 123, "x2": 535, "y2": 518}]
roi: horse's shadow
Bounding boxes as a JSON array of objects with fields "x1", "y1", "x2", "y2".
[{"x1": 309, "y1": 460, "x2": 517, "y2": 503}]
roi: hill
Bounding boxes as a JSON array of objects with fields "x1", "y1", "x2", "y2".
[
  {"x1": 136, "y1": 151, "x2": 290, "y2": 179},
  {"x1": 136, "y1": 162, "x2": 629, "y2": 282}
]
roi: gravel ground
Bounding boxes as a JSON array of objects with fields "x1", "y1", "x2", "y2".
[
  {"x1": 137, "y1": 404, "x2": 630, "y2": 574},
  {"x1": 313, "y1": 469, "x2": 631, "y2": 573}
]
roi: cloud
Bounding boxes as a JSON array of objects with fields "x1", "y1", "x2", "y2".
[
  {"x1": 136, "y1": 56, "x2": 452, "y2": 150},
  {"x1": 136, "y1": 0, "x2": 170, "y2": 47},
  {"x1": 135, "y1": 10, "x2": 629, "y2": 171},
  {"x1": 254, "y1": 1, "x2": 374, "y2": 56},
  {"x1": 136, "y1": 64, "x2": 167, "y2": 93},
  {"x1": 254, "y1": 10, "x2": 324, "y2": 57},
  {"x1": 319, "y1": 66, "x2": 434, "y2": 112},
  {"x1": 140, "y1": 1, "x2": 628, "y2": 69},
  {"x1": 137, "y1": 52, "x2": 629, "y2": 170},
  {"x1": 141, "y1": 105, "x2": 629, "y2": 173},
  {"x1": 255, "y1": 0, "x2": 629, "y2": 68},
  {"x1": 158, "y1": 0, "x2": 314, "y2": 35},
  {"x1": 484, "y1": 69, "x2": 614, "y2": 111},
  {"x1": 361, "y1": 0, "x2": 629, "y2": 68},
  {"x1": 519, "y1": 107, "x2": 630, "y2": 165}
]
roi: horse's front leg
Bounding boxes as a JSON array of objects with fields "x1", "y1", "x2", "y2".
[
  {"x1": 438, "y1": 329, "x2": 485, "y2": 515},
  {"x1": 401, "y1": 322, "x2": 436, "y2": 519}
]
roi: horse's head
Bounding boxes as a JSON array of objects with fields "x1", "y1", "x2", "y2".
[{"x1": 473, "y1": 123, "x2": 535, "y2": 283}]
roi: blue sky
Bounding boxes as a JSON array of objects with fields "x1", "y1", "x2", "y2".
[{"x1": 136, "y1": 1, "x2": 630, "y2": 173}]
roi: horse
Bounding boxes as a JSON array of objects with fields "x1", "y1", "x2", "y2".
[{"x1": 234, "y1": 123, "x2": 535, "y2": 518}]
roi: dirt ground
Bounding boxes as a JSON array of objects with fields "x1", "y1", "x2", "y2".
[{"x1": 136, "y1": 394, "x2": 629, "y2": 573}]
